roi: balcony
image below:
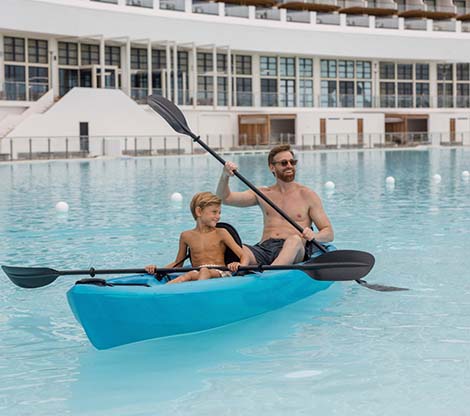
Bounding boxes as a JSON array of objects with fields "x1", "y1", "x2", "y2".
[{"x1": 277, "y1": 0, "x2": 340, "y2": 13}]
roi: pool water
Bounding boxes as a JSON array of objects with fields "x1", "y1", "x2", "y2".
[{"x1": 1, "y1": 148, "x2": 469, "y2": 415}]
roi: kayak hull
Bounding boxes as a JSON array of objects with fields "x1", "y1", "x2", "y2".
[{"x1": 67, "y1": 247, "x2": 337, "y2": 350}]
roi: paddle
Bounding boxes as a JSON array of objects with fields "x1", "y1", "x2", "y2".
[
  {"x1": 147, "y1": 94, "x2": 407, "y2": 292},
  {"x1": 3, "y1": 252, "x2": 372, "y2": 289}
]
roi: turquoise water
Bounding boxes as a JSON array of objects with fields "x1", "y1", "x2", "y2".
[{"x1": 1, "y1": 148, "x2": 469, "y2": 415}]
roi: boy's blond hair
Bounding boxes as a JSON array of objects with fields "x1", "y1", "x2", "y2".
[{"x1": 190, "y1": 192, "x2": 222, "y2": 220}]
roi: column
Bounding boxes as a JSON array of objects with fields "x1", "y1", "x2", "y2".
[
  {"x1": 212, "y1": 45, "x2": 217, "y2": 108},
  {"x1": 100, "y1": 36, "x2": 105, "y2": 89},
  {"x1": 147, "y1": 40, "x2": 152, "y2": 96},
  {"x1": 429, "y1": 62, "x2": 437, "y2": 109},
  {"x1": 165, "y1": 42, "x2": 171, "y2": 99},
  {"x1": 0, "y1": 34, "x2": 4, "y2": 96},
  {"x1": 227, "y1": 47, "x2": 232, "y2": 109},
  {"x1": 295, "y1": 56, "x2": 300, "y2": 107},
  {"x1": 124, "y1": 37, "x2": 131, "y2": 96},
  {"x1": 192, "y1": 43, "x2": 197, "y2": 108},
  {"x1": 153, "y1": 0, "x2": 160, "y2": 9},
  {"x1": 173, "y1": 42, "x2": 178, "y2": 104},
  {"x1": 313, "y1": 57, "x2": 321, "y2": 107},
  {"x1": 252, "y1": 54, "x2": 261, "y2": 107},
  {"x1": 49, "y1": 38, "x2": 60, "y2": 98}
]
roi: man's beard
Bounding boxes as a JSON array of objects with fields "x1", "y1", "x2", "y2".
[{"x1": 275, "y1": 169, "x2": 296, "y2": 183}]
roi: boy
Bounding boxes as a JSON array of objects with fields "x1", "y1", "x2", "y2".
[{"x1": 145, "y1": 192, "x2": 248, "y2": 284}]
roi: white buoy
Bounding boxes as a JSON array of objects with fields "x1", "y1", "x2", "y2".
[
  {"x1": 385, "y1": 176, "x2": 395, "y2": 185},
  {"x1": 170, "y1": 192, "x2": 183, "y2": 202},
  {"x1": 324, "y1": 181, "x2": 335, "y2": 190},
  {"x1": 55, "y1": 201, "x2": 69, "y2": 213},
  {"x1": 462, "y1": 170, "x2": 470, "y2": 179},
  {"x1": 432, "y1": 174, "x2": 442, "y2": 183}
]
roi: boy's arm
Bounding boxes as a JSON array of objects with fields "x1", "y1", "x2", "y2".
[
  {"x1": 146, "y1": 233, "x2": 188, "y2": 274},
  {"x1": 165, "y1": 233, "x2": 189, "y2": 268},
  {"x1": 221, "y1": 229, "x2": 249, "y2": 266}
]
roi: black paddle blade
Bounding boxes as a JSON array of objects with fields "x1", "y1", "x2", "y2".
[
  {"x1": 307, "y1": 250, "x2": 375, "y2": 281},
  {"x1": 1, "y1": 265, "x2": 60, "y2": 289},
  {"x1": 147, "y1": 94, "x2": 194, "y2": 138},
  {"x1": 355, "y1": 279, "x2": 409, "y2": 292}
]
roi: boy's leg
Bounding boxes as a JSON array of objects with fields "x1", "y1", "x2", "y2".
[
  {"x1": 167, "y1": 270, "x2": 199, "y2": 284},
  {"x1": 198, "y1": 268, "x2": 223, "y2": 280}
]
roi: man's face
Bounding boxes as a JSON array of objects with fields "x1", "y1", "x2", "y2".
[{"x1": 270, "y1": 151, "x2": 297, "y2": 183}]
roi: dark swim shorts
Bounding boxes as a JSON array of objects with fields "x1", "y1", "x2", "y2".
[{"x1": 246, "y1": 238, "x2": 319, "y2": 265}]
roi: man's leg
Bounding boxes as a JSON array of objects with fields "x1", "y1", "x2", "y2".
[
  {"x1": 242, "y1": 245, "x2": 259, "y2": 265},
  {"x1": 271, "y1": 235, "x2": 305, "y2": 265}
]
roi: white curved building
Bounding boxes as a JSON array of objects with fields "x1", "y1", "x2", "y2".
[{"x1": 1, "y1": 0, "x2": 470, "y2": 158}]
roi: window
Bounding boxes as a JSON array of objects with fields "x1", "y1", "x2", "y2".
[
  {"x1": 28, "y1": 39, "x2": 48, "y2": 64},
  {"x1": 261, "y1": 78, "x2": 277, "y2": 106},
  {"x1": 437, "y1": 83, "x2": 453, "y2": 107},
  {"x1": 356, "y1": 81, "x2": 372, "y2": 108},
  {"x1": 320, "y1": 80, "x2": 337, "y2": 107},
  {"x1": 235, "y1": 55, "x2": 252, "y2": 75},
  {"x1": 58, "y1": 42, "x2": 78, "y2": 66},
  {"x1": 105, "y1": 46, "x2": 121, "y2": 67},
  {"x1": 280, "y1": 79, "x2": 295, "y2": 107},
  {"x1": 59, "y1": 68, "x2": 79, "y2": 96},
  {"x1": 4, "y1": 37, "x2": 25, "y2": 62},
  {"x1": 457, "y1": 83, "x2": 470, "y2": 107},
  {"x1": 457, "y1": 63, "x2": 470, "y2": 81},
  {"x1": 321, "y1": 60, "x2": 336, "y2": 78},
  {"x1": 131, "y1": 48, "x2": 148, "y2": 70},
  {"x1": 197, "y1": 53, "x2": 213, "y2": 73},
  {"x1": 416, "y1": 83, "x2": 430, "y2": 108},
  {"x1": 397, "y1": 82, "x2": 413, "y2": 107},
  {"x1": 217, "y1": 77, "x2": 227, "y2": 106},
  {"x1": 235, "y1": 78, "x2": 252, "y2": 106},
  {"x1": 299, "y1": 79, "x2": 313, "y2": 107},
  {"x1": 280, "y1": 57, "x2": 295, "y2": 77},
  {"x1": 356, "y1": 61, "x2": 371, "y2": 79},
  {"x1": 260, "y1": 56, "x2": 277, "y2": 76},
  {"x1": 152, "y1": 49, "x2": 166, "y2": 70},
  {"x1": 299, "y1": 58, "x2": 313, "y2": 77},
  {"x1": 81, "y1": 44, "x2": 100, "y2": 65},
  {"x1": 380, "y1": 82, "x2": 395, "y2": 107},
  {"x1": 338, "y1": 60, "x2": 354, "y2": 79},
  {"x1": 5, "y1": 65, "x2": 26, "y2": 100},
  {"x1": 29, "y1": 67, "x2": 49, "y2": 100},
  {"x1": 379, "y1": 62, "x2": 395, "y2": 79},
  {"x1": 415, "y1": 64, "x2": 429, "y2": 80},
  {"x1": 197, "y1": 76, "x2": 213, "y2": 105},
  {"x1": 217, "y1": 54, "x2": 227, "y2": 73},
  {"x1": 437, "y1": 64, "x2": 453, "y2": 81},
  {"x1": 397, "y1": 64, "x2": 413, "y2": 80},
  {"x1": 339, "y1": 81, "x2": 354, "y2": 107}
]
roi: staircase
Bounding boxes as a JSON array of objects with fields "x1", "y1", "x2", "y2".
[{"x1": 0, "y1": 90, "x2": 55, "y2": 138}]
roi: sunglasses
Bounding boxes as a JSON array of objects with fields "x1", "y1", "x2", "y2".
[{"x1": 272, "y1": 159, "x2": 298, "y2": 167}]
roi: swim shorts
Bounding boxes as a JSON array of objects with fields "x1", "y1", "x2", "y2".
[{"x1": 246, "y1": 239, "x2": 320, "y2": 265}]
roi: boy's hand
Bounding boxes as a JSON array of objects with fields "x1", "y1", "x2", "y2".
[
  {"x1": 145, "y1": 264, "x2": 157, "y2": 274},
  {"x1": 227, "y1": 262, "x2": 240, "y2": 273}
]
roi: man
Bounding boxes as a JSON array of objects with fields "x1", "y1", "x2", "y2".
[{"x1": 216, "y1": 144, "x2": 334, "y2": 266}]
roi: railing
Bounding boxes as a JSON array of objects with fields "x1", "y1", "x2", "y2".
[
  {"x1": 193, "y1": 1, "x2": 219, "y2": 15},
  {"x1": 126, "y1": 0, "x2": 153, "y2": 7},
  {"x1": 255, "y1": 7, "x2": 281, "y2": 20},
  {"x1": 160, "y1": 0, "x2": 185, "y2": 11},
  {"x1": 225, "y1": 4, "x2": 250, "y2": 18},
  {"x1": 2, "y1": 131, "x2": 468, "y2": 161},
  {"x1": 286, "y1": 10, "x2": 311, "y2": 23}
]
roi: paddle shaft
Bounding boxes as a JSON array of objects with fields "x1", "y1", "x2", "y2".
[
  {"x1": 54, "y1": 262, "x2": 366, "y2": 277},
  {"x1": 192, "y1": 135, "x2": 328, "y2": 254}
]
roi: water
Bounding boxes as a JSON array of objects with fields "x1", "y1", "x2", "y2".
[{"x1": 0, "y1": 148, "x2": 469, "y2": 416}]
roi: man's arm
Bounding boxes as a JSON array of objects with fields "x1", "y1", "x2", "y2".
[
  {"x1": 303, "y1": 191, "x2": 334, "y2": 243},
  {"x1": 216, "y1": 161, "x2": 258, "y2": 207}
]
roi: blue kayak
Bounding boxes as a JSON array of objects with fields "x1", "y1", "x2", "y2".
[{"x1": 67, "y1": 246, "x2": 336, "y2": 350}]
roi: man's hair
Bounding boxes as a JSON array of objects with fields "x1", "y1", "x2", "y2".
[
  {"x1": 268, "y1": 144, "x2": 295, "y2": 166},
  {"x1": 190, "y1": 192, "x2": 222, "y2": 220}
]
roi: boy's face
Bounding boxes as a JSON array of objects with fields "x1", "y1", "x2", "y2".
[{"x1": 197, "y1": 204, "x2": 221, "y2": 227}]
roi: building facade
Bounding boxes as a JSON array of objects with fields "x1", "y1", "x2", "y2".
[{"x1": 1, "y1": 0, "x2": 470, "y2": 158}]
